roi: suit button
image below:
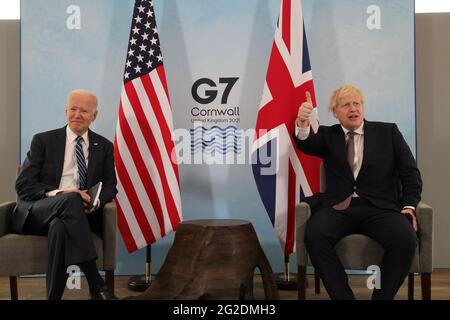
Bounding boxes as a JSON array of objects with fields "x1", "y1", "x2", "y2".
[{"x1": 353, "y1": 186, "x2": 357, "y2": 191}]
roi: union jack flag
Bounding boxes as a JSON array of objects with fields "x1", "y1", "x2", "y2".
[{"x1": 252, "y1": 0, "x2": 321, "y2": 255}]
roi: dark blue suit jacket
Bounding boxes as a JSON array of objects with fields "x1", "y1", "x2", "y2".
[
  {"x1": 12, "y1": 126, "x2": 118, "y2": 233},
  {"x1": 293, "y1": 120, "x2": 422, "y2": 212}
]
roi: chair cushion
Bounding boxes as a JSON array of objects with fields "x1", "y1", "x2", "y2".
[
  {"x1": 0, "y1": 233, "x2": 104, "y2": 276},
  {"x1": 335, "y1": 234, "x2": 419, "y2": 272}
]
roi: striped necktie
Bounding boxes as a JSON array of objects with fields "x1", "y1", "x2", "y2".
[{"x1": 75, "y1": 136, "x2": 88, "y2": 190}]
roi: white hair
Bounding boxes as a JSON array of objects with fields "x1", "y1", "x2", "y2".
[{"x1": 67, "y1": 89, "x2": 98, "y2": 109}]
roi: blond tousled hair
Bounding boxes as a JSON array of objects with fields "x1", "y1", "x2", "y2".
[{"x1": 328, "y1": 85, "x2": 364, "y2": 113}]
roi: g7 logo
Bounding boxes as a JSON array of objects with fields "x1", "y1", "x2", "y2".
[{"x1": 191, "y1": 77, "x2": 239, "y2": 104}]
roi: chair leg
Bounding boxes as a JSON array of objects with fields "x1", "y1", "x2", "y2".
[
  {"x1": 420, "y1": 273, "x2": 431, "y2": 300},
  {"x1": 9, "y1": 276, "x2": 18, "y2": 300},
  {"x1": 408, "y1": 273, "x2": 414, "y2": 300},
  {"x1": 314, "y1": 269, "x2": 320, "y2": 294},
  {"x1": 297, "y1": 265, "x2": 306, "y2": 300},
  {"x1": 105, "y1": 270, "x2": 115, "y2": 294}
]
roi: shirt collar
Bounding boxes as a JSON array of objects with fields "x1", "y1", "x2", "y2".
[
  {"x1": 341, "y1": 122, "x2": 364, "y2": 136},
  {"x1": 66, "y1": 126, "x2": 89, "y2": 144}
]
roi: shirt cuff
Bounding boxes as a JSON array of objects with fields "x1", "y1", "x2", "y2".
[
  {"x1": 403, "y1": 206, "x2": 416, "y2": 212},
  {"x1": 295, "y1": 123, "x2": 311, "y2": 140},
  {"x1": 46, "y1": 189, "x2": 61, "y2": 197}
]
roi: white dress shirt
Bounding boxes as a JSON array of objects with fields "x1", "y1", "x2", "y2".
[
  {"x1": 45, "y1": 126, "x2": 98, "y2": 208},
  {"x1": 341, "y1": 124, "x2": 364, "y2": 180},
  {"x1": 297, "y1": 123, "x2": 363, "y2": 197}
]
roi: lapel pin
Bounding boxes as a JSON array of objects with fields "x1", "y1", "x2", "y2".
[{"x1": 94, "y1": 142, "x2": 98, "y2": 146}]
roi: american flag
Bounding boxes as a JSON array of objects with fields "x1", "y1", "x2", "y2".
[
  {"x1": 252, "y1": 0, "x2": 321, "y2": 255},
  {"x1": 114, "y1": 0, "x2": 182, "y2": 253}
]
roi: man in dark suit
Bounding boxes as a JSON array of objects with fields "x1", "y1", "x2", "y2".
[
  {"x1": 293, "y1": 85, "x2": 422, "y2": 300},
  {"x1": 12, "y1": 89, "x2": 118, "y2": 300}
]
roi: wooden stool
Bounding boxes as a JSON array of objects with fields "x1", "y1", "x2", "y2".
[{"x1": 129, "y1": 219, "x2": 279, "y2": 300}]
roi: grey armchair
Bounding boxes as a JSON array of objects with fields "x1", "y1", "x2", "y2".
[
  {"x1": 296, "y1": 167, "x2": 433, "y2": 300},
  {"x1": 0, "y1": 200, "x2": 118, "y2": 300}
]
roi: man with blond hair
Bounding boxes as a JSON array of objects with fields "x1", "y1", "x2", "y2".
[
  {"x1": 12, "y1": 90, "x2": 117, "y2": 300},
  {"x1": 293, "y1": 84, "x2": 422, "y2": 300}
]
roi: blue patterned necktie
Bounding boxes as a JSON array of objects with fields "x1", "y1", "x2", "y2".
[{"x1": 75, "y1": 136, "x2": 88, "y2": 190}]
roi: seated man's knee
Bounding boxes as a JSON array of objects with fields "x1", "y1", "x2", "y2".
[
  {"x1": 49, "y1": 217, "x2": 64, "y2": 233},
  {"x1": 391, "y1": 228, "x2": 417, "y2": 253},
  {"x1": 304, "y1": 222, "x2": 328, "y2": 246},
  {"x1": 56, "y1": 193, "x2": 85, "y2": 219},
  {"x1": 59, "y1": 192, "x2": 84, "y2": 207},
  {"x1": 403, "y1": 231, "x2": 418, "y2": 251}
]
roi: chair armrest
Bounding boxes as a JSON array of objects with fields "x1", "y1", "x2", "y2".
[
  {"x1": 0, "y1": 201, "x2": 16, "y2": 236},
  {"x1": 102, "y1": 200, "x2": 118, "y2": 270},
  {"x1": 416, "y1": 201, "x2": 433, "y2": 273},
  {"x1": 296, "y1": 202, "x2": 311, "y2": 266}
]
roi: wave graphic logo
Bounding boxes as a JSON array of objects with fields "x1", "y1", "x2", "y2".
[{"x1": 190, "y1": 125, "x2": 242, "y2": 155}]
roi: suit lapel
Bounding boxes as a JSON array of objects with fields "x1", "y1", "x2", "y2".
[
  {"x1": 87, "y1": 129, "x2": 99, "y2": 188},
  {"x1": 54, "y1": 127, "x2": 67, "y2": 186}
]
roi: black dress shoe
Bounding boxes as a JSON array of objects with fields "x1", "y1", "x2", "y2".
[{"x1": 89, "y1": 288, "x2": 119, "y2": 300}]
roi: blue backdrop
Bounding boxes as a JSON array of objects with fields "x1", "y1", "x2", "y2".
[{"x1": 21, "y1": 0, "x2": 416, "y2": 275}]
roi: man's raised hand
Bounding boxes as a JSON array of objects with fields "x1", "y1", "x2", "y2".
[{"x1": 296, "y1": 91, "x2": 313, "y2": 128}]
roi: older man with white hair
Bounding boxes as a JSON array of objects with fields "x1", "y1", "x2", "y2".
[{"x1": 12, "y1": 90, "x2": 118, "y2": 300}]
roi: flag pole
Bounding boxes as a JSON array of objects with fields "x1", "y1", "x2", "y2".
[
  {"x1": 128, "y1": 245, "x2": 153, "y2": 292},
  {"x1": 274, "y1": 254, "x2": 302, "y2": 290}
]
